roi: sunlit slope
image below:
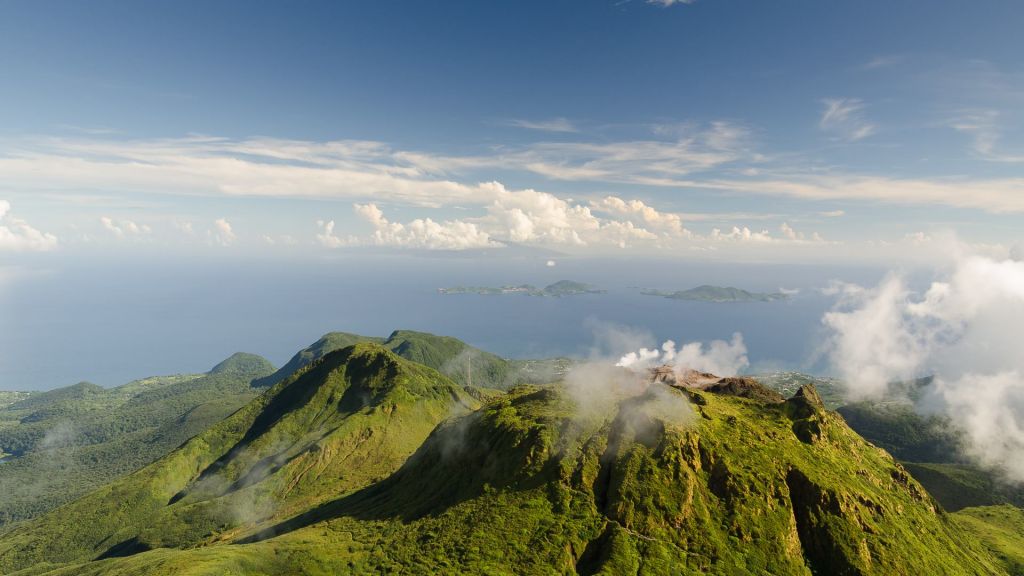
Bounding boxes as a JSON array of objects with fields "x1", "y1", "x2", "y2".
[
  {"x1": 34, "y1": 382, "x2": 1004, "y2": 575},
  {"x1": 255, "y1": 329, "x2": 561, "y2": 390},
  {"x1": 0, "y1": 344, "x2": 478, "y2": 573},
  {"x1": 0, "y1": 353, "x2": 274, "y2": 527},
  {"x1": 954, "y1": 505, "x2": 1024, "y2": 575}
]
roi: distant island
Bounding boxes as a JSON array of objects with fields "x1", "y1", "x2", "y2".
[
  {"x1": 641, "y1": 284, "x2": 789, "y2": 303},
  {"x1": 439, "y1": 280, "x2": 604, "y2": 297}
]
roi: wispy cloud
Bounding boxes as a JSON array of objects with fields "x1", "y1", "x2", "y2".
[
  {"x1": 861, "y1": 55, "x2": 905, "y2": 70},
  {"x1": 646, "y1": 0, "x2": 696, "y2": 6},
  {"x1": 819, "y1": 98, "x2": 876, "y2": 142},
  {"x1": 504, "y1": 118, "x2": 578, "y2": 133},
  {"x1": 950, "y1": 109, "x2": 1024, "y2": 163}
]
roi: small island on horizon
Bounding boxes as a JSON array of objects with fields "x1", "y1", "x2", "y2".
[
  {"x1": 439, "y1": 280, "x2": 604, "y2": 297},
  {"x1": 641, "y1": 284, "x2": 789, "y2": 303}
]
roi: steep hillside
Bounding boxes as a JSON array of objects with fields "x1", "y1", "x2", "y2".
[
  {"x1": 0, "y1": 354, "x2": 274, "y2": 528},
  {"x1": 255, "y1": 329, "x2": 566, "y2": 391},
  {"x1": 8, "y1": 374, "x2": 1005, "y2": 574},
  {"x1": 0, "y1": 344, "x2": 478, "y2": 573},
  {"x1": 252, "y1": 332, "x2": 381, "y2": 387}
]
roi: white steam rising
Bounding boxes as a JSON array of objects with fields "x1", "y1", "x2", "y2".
[
  {"x1": 823, "y1": 245, "x2": 1024, "y2": 481},
  {"x1": 615, "y1": 333, "x2": 749, "y2": 376}
]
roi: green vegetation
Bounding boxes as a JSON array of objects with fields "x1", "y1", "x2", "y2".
[
  {"x1": 257, "y1": 329, "x2": 568, "y2": 391},
  {"x1": 439, "y1": 279, "x2": 604, "y2": 297},
  {"x1": 642, "y1": 285, "x2": 789, "y2": 302},
  {"x1": 0, "y1": 356, "x2": 1008, "y2": 574},
  {"x1": 0, "y1": 343, "x2": 480, "y2": 573},
  {"x1": 901, "y1": 463, "x2": 1024, "y2": 512},
  {"x1": 955, "y1": 506, "x2": 1024, "y2": 575},
  {"x1": 0, "y1": 354, "x2": 274, "y2": 528},
  {"x1": 836, "y1": 401, "x2": 961, "y2": 463}
]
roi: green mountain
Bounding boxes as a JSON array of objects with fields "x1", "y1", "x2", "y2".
[
  {"x1": 643, "y1": 285, "x2": 789, "y2": 303},
  {"x1": 0, "y1": 355, "x2": 1009, "y2": 574},
  {"x1": 756, "y1": 373, "x2": 1024, "y2": 514},
  {"x1": 252, "y1": 332, "x2": 382, "y2": 387},
  {"x1": 0, "y1": 343, "x2": 480, "y2": 573},
  {"x1": 257, "y1": 329, "x2": 566, "y2": 391},
  {"x1": 0, "y1": 353, "x2": 274, "y2": 528}
]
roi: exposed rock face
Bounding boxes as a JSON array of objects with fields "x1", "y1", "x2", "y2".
[{"x1": 651, "y1": 365, "x2": 785, "y2": 404}]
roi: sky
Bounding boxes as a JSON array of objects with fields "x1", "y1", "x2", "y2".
[
  {"x1": 0, "y1": 0, "x2": 1021, "y2": 264},
  {"x1": 2, "y1": 1, "x2": 1024, "y2": 390}
]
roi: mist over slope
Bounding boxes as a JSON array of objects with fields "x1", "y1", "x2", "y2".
[
  {"x1": 0, "y1": 353, "x2": 274, "y2": 527},
  {"x1": 0, "y1": 345, "x2": 1009, "y2": 575},
  {"x1": 822, "y1": 246, "x2": 1024, "y2": 484},
  {"x1": 0, "y1": 343, "x2": 479, "y2": 572}
]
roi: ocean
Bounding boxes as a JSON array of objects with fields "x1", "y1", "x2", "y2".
[{"x1": 0, "y1": 251, "x2": 885, "y2": 390}]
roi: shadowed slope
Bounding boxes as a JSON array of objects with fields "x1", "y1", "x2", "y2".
[{"x1": 0, "y1": 344, "x2": 477, "y2": 573}]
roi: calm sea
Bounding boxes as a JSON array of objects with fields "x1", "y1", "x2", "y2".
[{"x1": 0, "y1": 252, "x2": 885, "y2": 390}]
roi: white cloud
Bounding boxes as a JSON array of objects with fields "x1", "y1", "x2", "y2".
[
  {"x1": 316, "y1": 220, "x2": 353, "y2": 248},
  {"x1": 211, "y1": 218, "x2": 236, "y2": 246},
  {"x1": 546, "y1": 259, "x2": 556, "y2": 267},
  {"x1": 0, "y1": 200, "x2": 58, "y2": 251},
  {"x1": 616, "y1": 333, "x2": 749, "y2": 377},
  {"x1": 504, "y1": 118, "x2": 577, "y2": 133},
  {"x1": 696, "y1": 174, "x2": 1024, "y2": 214},
  {"x1": 710, "y1": 226, "x2": 772, "y2": 242},
  {"x1": 592, "y1": 196, "x2": 693, "y2": 238},
  {"x1": 646, "y1": 0, "x2": 696, "y2": 6},
  {"x1": 819, "y1": 209, "x2": 845, "y2": 217},
  {"x1": 100, "y1": 216, "x2": 151, "y2": 238},
  {"x1": 819, "y1": 98, "x2": 876, "y2": 142},
  {"x1": 7, "y1": 132, "x2": 1024, "y2": 216},
  {"x1": 822, "y1": 244, "x2": 1024, "y2": 481},
  {"x1": 352, "y1": 203, "x2": 498, "y2": 250}
]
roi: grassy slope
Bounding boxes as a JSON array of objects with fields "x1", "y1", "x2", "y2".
[
  {"x1": 0, "y1": 344, "x2": 478, "y2": 574},
  {"x1": 0, "y1": 354, "x2": 275, "y2": 528},
  {"x1": 954, "y1": 506, "x2": 1024, "y2": 576},
  {"x1": 31, "y1": 383, "x2": 1004, "y2": 575},
  {"x1": 256, "y1": 329, "x2": 566, "y2": 391}
]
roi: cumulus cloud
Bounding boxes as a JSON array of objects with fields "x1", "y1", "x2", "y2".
[
  {"x1": 211, "y1": 218, "x2": 236, "y2": 246},
  {"x1": 592, "y1": 196, "x2": 693, "y2": 238},
  {"x1": 324, "y1": 186, "x2": 829, "y2": 252},
  {"x1": 353, "y1": 203, "x2": 498, "y2": 250},
  {"x1": 822, "y1": 243, "x2": 1024, "y2": 481},
  {"x1": 100, "y1": 216, "x2": 151, "y2": 238},
  {"x1": 710, "y1": 226, "x2": 772, "y2": 242},
  {"x1": 819, "y1": 98, "x2": 876, "y2": 142},
  {"x1": 0, "y1": 200, "x2": 58, "y2": 251},
  {"x1": 316, "y1": 220, "x2": 353, "y2": 248}
]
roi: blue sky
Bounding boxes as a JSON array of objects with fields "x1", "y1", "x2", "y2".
[{"x1": 1, "y1": 0, "x2": 1023, "y2": 263}]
